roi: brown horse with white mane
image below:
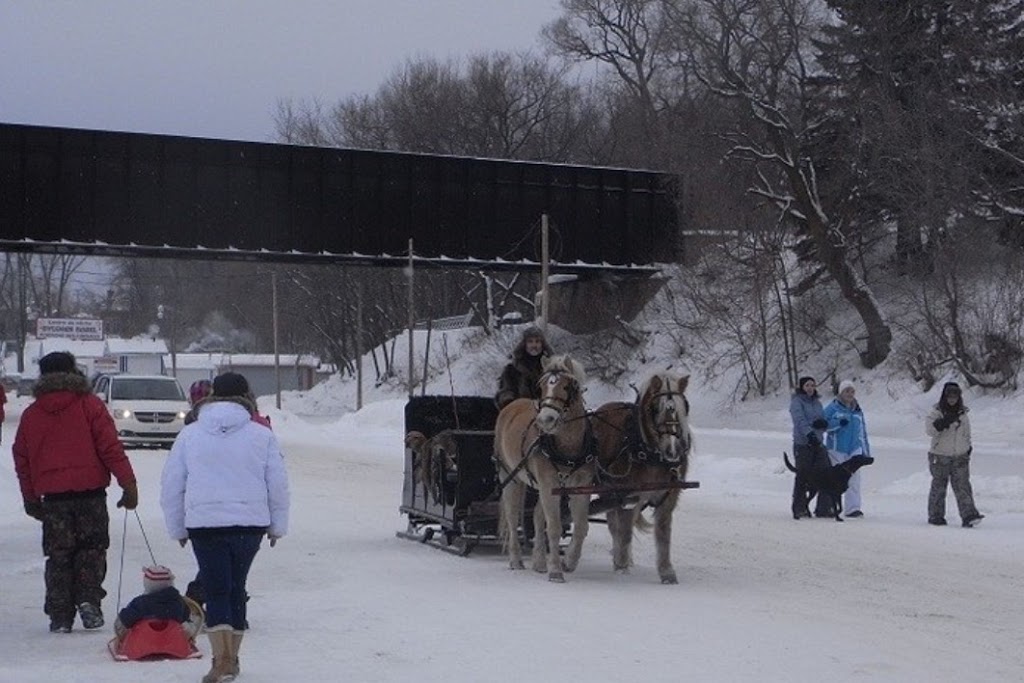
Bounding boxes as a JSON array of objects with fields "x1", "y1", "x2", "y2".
[
  {"x1": 590, "y1": 372, "x2": 693, "y2": 584},
  {"x1": 493, "y1": 355, "x2": 594, "y2": 582}
]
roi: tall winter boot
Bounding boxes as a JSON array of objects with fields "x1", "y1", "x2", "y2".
[
  {"x1": 202, "y1": 628, "x2": 235, "y2": 683},
  {"x1": 228, "y1": 630, "x2": 244, "y2": 677}
]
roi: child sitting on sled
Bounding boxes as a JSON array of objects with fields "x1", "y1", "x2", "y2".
[{"x1": 113, "y1": 565, "x2": 201, "y2": 644}]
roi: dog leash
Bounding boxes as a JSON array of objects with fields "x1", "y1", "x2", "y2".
[{"x1": 115, "y1": 509, "x2": 160, "y2": 613}]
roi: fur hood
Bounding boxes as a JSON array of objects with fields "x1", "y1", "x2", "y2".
[
  {"x1": 33, "y1": 371, "x2": 90, "y2": 397},
  {"x1": 31, "y1": 372, "x2": 92, "y2": 414},
  {"x1": 510, "y1": 336, "x2": 552, "y2": 363}
]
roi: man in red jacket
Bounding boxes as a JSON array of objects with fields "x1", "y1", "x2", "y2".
[{"x1": 12, "y1": 351, "x2": 139, "y2": 633}]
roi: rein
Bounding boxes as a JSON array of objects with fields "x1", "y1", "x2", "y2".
[{"x1": 492, "y1": 369, "x2": 591, "y2": 494}]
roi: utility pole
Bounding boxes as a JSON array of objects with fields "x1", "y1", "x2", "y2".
[
  {"x1": 540, "y1": 214, "x2": 550, "y2": 332},
  {"x1": 356, "y1": 278, "x2": 364, "y2": 410},
  {"x1": 272, "y1": 270, "x2": 281, "y2": 410},
  {"x1": 407, "y1": 238, "x2": 415, "y2": 399}
]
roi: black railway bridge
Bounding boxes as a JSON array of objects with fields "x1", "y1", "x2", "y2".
[{"x1": 0, "y1": 122, "x2": 680, "y2": 329}]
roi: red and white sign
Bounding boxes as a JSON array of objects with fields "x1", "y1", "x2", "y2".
[{"x1": 35, "y1": 318, "x2": 105, "y2": 340}]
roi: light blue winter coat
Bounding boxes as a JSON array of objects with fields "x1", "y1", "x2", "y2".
[
  {"x1": 790, "y1": 391, "x2": 825, "y2": 446},
  {"x1": 160, "y1": 400, "x2": 290, "y2": 541},
  {"x1": 824, "y1": 398, "x2": 871, "y2": 456}
]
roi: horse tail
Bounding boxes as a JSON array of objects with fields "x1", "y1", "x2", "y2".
[{"x1": 497, "y1": 498, "x2": 510, "y2": 552}]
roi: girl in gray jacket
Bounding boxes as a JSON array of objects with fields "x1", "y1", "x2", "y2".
[{"x1": 925, "y1": 382, "x2": 983, "y2": 528}]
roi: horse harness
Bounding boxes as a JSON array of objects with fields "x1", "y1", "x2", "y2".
[
  {"x1": 493, "y1": 369, "x2": 595, "y2": 492},
  {"x1": 589, "y1": 389, "x2": 691, "y2": 509}
]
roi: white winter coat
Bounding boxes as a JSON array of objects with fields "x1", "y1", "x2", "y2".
[
  {"x1": 925, "y1": 405, "x2": 972, "y2": 457},
  {"x1": 160, "y1": 400, "x2": 290, "y2": 541}
]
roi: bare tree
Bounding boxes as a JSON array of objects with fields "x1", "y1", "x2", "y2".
[
  {"x1": 667, "y1": 0, "x2": 892, "y2": 368},
  {"x1": 895, "y1": 228, "x2": 1024, "y2": 390}
]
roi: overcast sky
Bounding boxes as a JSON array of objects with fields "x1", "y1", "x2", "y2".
[{"x1": 1, "y1": 0, "x2": 563, "y2": 143}]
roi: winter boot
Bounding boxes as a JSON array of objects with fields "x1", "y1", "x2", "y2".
[
  {"x1": 202, "y1": 628, "x2": 236, "y2": 683},
  {"x1": 228, "y1": 630, "x2": 244, "y2": 677},
  {"x1": 77, "y1": 602, "x2": 104, "y2": 630}
]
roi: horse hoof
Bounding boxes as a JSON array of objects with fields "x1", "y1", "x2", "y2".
[
  {"x1": 661, "y1": 574, "x2": 678, "y2": 585},
  {"x1": 614, "y1": 567, "x2": 630, "y2": 575},
  {"x1": 532, "y1": 564, "x2": 547, "y2": 573},
  {"x1": 509, "y1": 561, "x2": 525, "y2": 570},
  {"x1": 548, "y1": 572, "x2": 565, "y2": 583}
]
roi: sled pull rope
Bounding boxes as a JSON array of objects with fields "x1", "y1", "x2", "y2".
[
  {"x1": 115, "y1": 509, "x2": 160, "y2": 613},
  {"x1": 133, "y1": 509, "x2": 159, "y2": 566}
]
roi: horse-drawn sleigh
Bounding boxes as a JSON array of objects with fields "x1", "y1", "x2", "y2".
[{"x1": 397, "y1": 356, "x2": 700, "y2": 582}]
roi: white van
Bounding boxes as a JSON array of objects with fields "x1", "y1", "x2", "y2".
[{"x1": 93, "y1": 374, "x2": 189, "y2": 449}]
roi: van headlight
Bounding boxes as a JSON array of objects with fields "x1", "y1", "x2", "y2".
[
  {"x1": 117, "y1": 409, "x2": 132, "y2": 420},
  {"x1": 177, "y1": 411, "x2": 187, "y2": 420}
]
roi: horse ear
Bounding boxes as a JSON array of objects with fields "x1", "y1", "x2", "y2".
[
  {"x1": 564, "y1": 357, "x2": 575, "y2": 375},
  {"x1": 542, "y1": 355, "x2": 552, "y2": 370},
  {"x1": 649, "y1": 375, "x2": 663, "y2": 394},
  {"x1": 678, "y1": 375, "x2": 690, "y2": 393}
]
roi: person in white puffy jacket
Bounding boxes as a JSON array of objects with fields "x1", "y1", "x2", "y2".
[
  {"x1": 924, "y1": 381, "x2": 983, "y2": 529},
  {"x1": 160, "y1": 371, "x2": 289, "y2": 683}
]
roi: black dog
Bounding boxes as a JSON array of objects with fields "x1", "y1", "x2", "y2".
[{"x1": 784, "y1": 452, "x2": 875, "y2": 521}]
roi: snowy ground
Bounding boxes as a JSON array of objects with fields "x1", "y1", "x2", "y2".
[{"x1": 2, "y1": 334, "x2": 1023, "y2": 682}]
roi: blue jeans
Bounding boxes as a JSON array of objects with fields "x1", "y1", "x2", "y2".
[{"x1": 190, "y1": 531, "x2": 262, "y2": 630}]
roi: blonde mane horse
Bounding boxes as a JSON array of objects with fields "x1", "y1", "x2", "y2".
[
  {"x1": 590, "y1": 371, "x2": 692, "y2": 583},
  {"x1": 493, "y1": 355, "x2": 594, "y2": 582}
]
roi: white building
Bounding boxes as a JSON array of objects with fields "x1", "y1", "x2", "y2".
[{"x1": 166, "y1": 353, "x2": 321, "y2": 397}]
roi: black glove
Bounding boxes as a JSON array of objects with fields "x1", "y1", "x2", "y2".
[
  {"x1": 806, "y1": 432, "x2": 819, "y2": 445},
  {"x1": 839, "y1": 418, "x2": 849, "y2": 427},
  {"x1": 116, "y1": 483, "x2": 139, "y2": 510},
  {"x1": 811, "y1": 418, "x2": 828, "y2": 430},
  {"x1": 24, "y1": 500, "x2": 44, "y2": 520},
  {"x1": 932, "y1": 416, "x2": 952, "y2": 432}
]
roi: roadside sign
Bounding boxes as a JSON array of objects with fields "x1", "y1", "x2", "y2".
[{"x1": 35, "y1": 318, "x2": 104, "y2": 340}]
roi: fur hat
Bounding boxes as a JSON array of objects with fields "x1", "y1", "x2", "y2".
[
  {"x1": 797, "y1": 376, "x2": 816, "y2": 391},
  {"x1": 521, "y1": 326, "x2": 545, "y2": 341},
  {"x1": 142, "y1": 565, "x2": 175, "y2": 593},
  {"x1": 838, "y1": 380, "x2": 856, "y2": 394},
  {"x1": 38, "y1": 351, "x2": 77, "y2": 375},
  {"x1": 213, "y1": 372, "x2": 249, "y2": 398}
]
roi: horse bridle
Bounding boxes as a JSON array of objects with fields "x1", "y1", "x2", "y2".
[
  {"x1": 538, "y1": 370, "x2": 581, "y2": 423},
  {"x1": 647, "y1": 389, "x2": 688, "y2": 439}
]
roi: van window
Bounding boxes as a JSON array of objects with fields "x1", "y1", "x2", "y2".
[{"x1": 110, "y1": 378, "x2": 184, "y2": 401}]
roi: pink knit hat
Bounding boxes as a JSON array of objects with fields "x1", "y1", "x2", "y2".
[{"x1": 142, "y1": 565, "x2": 175, "y2": 593}]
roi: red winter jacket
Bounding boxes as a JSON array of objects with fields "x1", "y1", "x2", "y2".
[{"x1": 12, "y1": 372, "x2": 136, "y2": 502}]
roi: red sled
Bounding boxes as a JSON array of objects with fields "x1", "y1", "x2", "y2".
[{"x1": 107, "y1": 618, "x2": 202, "y2": 661}]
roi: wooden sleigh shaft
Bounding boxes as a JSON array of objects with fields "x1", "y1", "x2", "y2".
[{"x1": 552, "y1": 480, "x2": 700, "y2": 496}]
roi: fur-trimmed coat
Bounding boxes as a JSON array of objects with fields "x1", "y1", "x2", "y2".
[
  {"x1": 495, "y1": 338, "x2": 553, "y2": 409},
  {"x1": 12, "y1": 371, "x2": 135, "y2": 501}
]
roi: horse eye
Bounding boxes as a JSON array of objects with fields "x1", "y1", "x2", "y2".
[{"x1": 548, "y1": 375, "x2": 558, "y2": 385}]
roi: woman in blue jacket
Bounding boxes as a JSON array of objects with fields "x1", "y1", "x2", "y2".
[
  {"x1": 789, "y1": 376, "x2": 830, "y2": 519},
  {"x1": 824, "y1": 380, "x2": 871, "y2": 517}
]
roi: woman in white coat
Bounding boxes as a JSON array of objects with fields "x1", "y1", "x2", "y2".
[{"x1": 161, "y1": 372, "x2": 290, "y2": 683}]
